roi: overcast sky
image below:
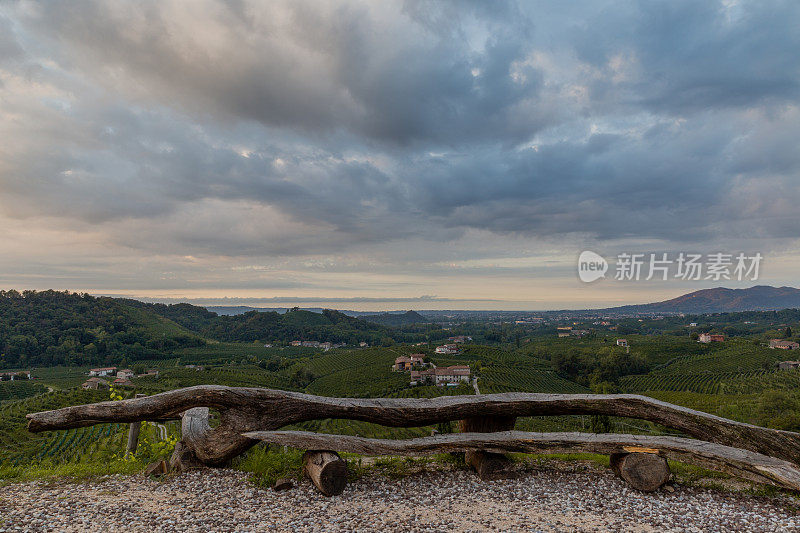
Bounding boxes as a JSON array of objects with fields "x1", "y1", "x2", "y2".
[{"x1": 1, "y1": 0, "x2": 799, "y2": 310}]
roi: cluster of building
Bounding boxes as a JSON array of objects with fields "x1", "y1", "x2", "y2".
[
  {"x1": 698, "y1": 333, "x2": 725, "y2": 343},
  {"x1": 392, "y1": 355, "x2": 471, "y2": 387},
  {"x1": 447, "y1": 336, "x2": 472, "y2": 343},
  {"x1": 434, "y1": 344, "x2": 460, "y2": 355},
  {"x1": 0, "y1": 371, "x2": 32, "y2": 381},
  {"x1": 770, "y1": 339, "x2": 800, "y2": 350},
  {"x1": 392, "y1": 354, "x2": 427, "y2": 371},
  {"x1": 557, "y1": 327, "x2": 589, "y2": 338},
  {"x1": 289, "y1": 341, "x2": 347, "y2": 351},
  {"x1": 82, "y1": 367, "x2": 158, "y2": 390}
]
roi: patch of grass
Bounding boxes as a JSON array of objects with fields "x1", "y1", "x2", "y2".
[
  {"x1": 667, "y1": 459, "x2": 729, "y2": 484},
  {"x1": 511, "y1": 452, "x2": 610, "y2": 468},
  {"x1": 0, "y1": 457, "x2": 145, "y2": 483},
  {"x1": 233, "y1": 444, "x2": 304, "y2": 487}
]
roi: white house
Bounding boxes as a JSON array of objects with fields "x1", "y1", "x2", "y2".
[
  {"x1": 435, "y1": 344, "x2": 460, "y2": 355},
  {"x1": 116, "y1": 369, "x2": 135, "y2": 380},
  {"x1": 88, "y1": 367, "x2": 116, "y2": 377}
]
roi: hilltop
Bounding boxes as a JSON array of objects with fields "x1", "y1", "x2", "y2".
[
  {"x1": 0, "y1": 290, "x2": 203, "y2": 369},
  {"x1": 360, "y1": 310, "x2": 429, "y2": 326},
  {"x1": 606, "y1": 286, "x2": 800, "y2": 314}
]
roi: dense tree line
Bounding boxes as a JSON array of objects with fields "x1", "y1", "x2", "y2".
[
  {"x1": 0, "y1": 290, "x2": 203, "y2": 369},
  {"x1": 120, "y1": 302, "x2": 408, "y2": 345},
  {"x1": 551, "y1": 347, "x2": 647, "y2": 391}
]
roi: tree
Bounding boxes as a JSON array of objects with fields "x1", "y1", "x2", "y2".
[{"x1": 785, "y1": 326, "x2": 793, "y2": 338}]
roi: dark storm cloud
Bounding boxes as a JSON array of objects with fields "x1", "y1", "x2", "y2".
[
  {"x1": 569, "y1": 0, "x2": 800, "y2": 113},
  {"x1": 1, "y1": 0, "x2": 799, "y2": 258}
]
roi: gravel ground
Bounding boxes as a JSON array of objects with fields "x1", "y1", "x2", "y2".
[{"x1": 1, "y1": 466, "x2": 799, "y2": 532}]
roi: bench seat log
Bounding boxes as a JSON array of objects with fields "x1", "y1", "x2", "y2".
[
  {"x1": 243, "y1": 430, "x2": 800, "y2": 491},
  {"x1": 26, "y1": 386, "x2": 800, "y2": 467}
]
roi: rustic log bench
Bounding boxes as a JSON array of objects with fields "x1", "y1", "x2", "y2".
[{"x1": 26, "y1": 386, "x2": 800, "y2": 495}]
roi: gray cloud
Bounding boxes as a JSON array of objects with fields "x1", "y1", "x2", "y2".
[{"x1": 0, "y1": 0, "x2": 799, "y2": 301}]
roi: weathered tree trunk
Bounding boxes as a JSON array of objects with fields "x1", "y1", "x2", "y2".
[
  {"x1": 610, "y1": 451, "x2": 671, "y2": 492},
  {"x1": 26, "y1": 386, "x2": 800, "y2": 467},
  {"x1": 303, "y1": 450, "x2": 348, "y2": 496},
  {"x1": 244, "y1": 430, "x2": 800, "y2": 491},
  {"x1": 459, "y1": 415, "x2": 516, "y2": 480},
  {"x1": 178, "y1": 406, "x2": 257, "y2": 466},
  {"x1": 169, "y1": 441, "x2": 205, "y2": 473}
]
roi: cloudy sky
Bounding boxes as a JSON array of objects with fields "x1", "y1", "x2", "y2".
[{"x1": 1, "y1": 0, "x2": 799, "y2": 310}]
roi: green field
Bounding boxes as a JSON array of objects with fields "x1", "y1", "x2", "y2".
[{"x1": 0, "y1": 381, "x2": 47, "y2": 403}]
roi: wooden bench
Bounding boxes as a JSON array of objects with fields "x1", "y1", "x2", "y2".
[{"x1": 26, "y1": 386, "x2": 800, "y2": 495}]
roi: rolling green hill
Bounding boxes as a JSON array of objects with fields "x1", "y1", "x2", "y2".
[
  {"x1": 0, "y1": 290, "x2": 203, "y2": 369},
  {"x1": 125, "y1": 301, "x2": 397, "y2": 345}
]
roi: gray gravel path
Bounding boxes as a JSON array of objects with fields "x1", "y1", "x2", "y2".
[{"x1": 1, "y1": 467, "x2": 799, "y2": 532}]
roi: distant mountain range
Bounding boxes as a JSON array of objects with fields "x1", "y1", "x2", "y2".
[
  {"x1": 208, "y1": 286, "x2": 800, "y2": 316},
  {"x1": 608, "y1": 286, "x2": 800, "y2": 314}
]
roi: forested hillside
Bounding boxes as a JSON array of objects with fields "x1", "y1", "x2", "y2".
[
  {"x1": 0, "y1": 291, "x2": 203, "y2": 369},
  {"x1": 361, "y1": 310, "x2": 429, "y2": 327},
  {"x1": 0, "y1": 292, "x2": 420, "y2": 369},
  {"x1": 125, "y1": 301, "x2": 399, "y2": 345}
]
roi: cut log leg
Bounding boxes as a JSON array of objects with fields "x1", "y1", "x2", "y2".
[
  {"x1": 459, "y1": 415, "x2": 516, "y2": 480},
  {"x1": 610, "y1": 452, "x2": 671, "y2": 492},
  {"x1": 465, "y1": 450, "x2": 518, "y2": 481},
  {"x1": 126, "y1": 422, "x2": 141, "y2": 455},
  {"x1": 303, "y1": 450, "x2": 348, "y2": 496},
  {"x1": 125, "y1": 394, "x2": 147, "y2": 455}
]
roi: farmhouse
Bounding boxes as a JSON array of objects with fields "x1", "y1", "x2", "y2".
[
  {"x1": 82, "y1": 377, "x2": 109, "y2": 390},
  {"x1": 410, "y1": 365, "x2": 470, "y2": 386},
  {"x1": 698, "y1": 333, "x2": 724, "y2": 343},
  {"x1": 116, "y1": 369, "x2": 135, "y2": 380},
  {"x1": 113, "y1": 378, "x2": 134, "y2": 387},
  {"x1": 778, "y1": 361, "x2": 800, "y2": 370},
  {"x1": 770, "y1": 339, "x2": 800, "y2": 350},
  {"x1": 434, "y1": 365, "x2": 471, "y2": 386},
  {"x1": 616, "y1": 339, "x2": 628, "y2": 347},
  {"x1": 393, "y1": 354, "x2": 426, "y2": 371},
  {"x1": 88, "y1": 367, "x2": 116, "y2": 377}
]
